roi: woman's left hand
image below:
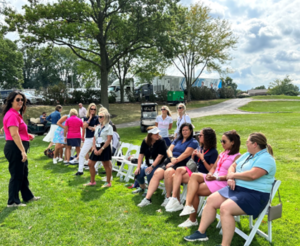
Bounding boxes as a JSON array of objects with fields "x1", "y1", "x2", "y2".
[
  {"x1": 227, "y1": 179, "x2": 236, "y2": 190},
  {"x1": 171, "y1": 158, "x2": 177, "y2": 164},
  {"x1": 145, "y1": 166, "x2": 153, "y2": 174},
  {"x1": 166, "y1": 163, "x2": 173, "y2": 168},
  {"x1": 28, "y1": 134, "x2": 35, "y2": 141}
]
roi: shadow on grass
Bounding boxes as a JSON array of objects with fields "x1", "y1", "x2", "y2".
[
  {"x1": 0, "y1": 207, "x2": 17, "y2": 225},
  {"x1": 42, "y1": 161, "x2": 78, "y2": 174}
]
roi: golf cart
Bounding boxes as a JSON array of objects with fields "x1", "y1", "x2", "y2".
[
  {"x1": 140, "y1": 103, "x2": 158, "y2": 132},
  {"x1": 27, "y1": 117, "x2": 51, "y2": 135}
]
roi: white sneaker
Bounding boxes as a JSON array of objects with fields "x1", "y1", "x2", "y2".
[
  {"x1": 69, "y1": 159, "x2": 79, "y2": 164},
  {"x1": 166, "y1": 199, "x2": 183, "y2": 212},
  {"x1": 178, "y1": 218, "x2": 198, "y2": 228},
  {"x1": 84, "y1": 166, "x2": 90, "y2": 170},
  {"x1": 179, "y1": 205, "x2": 196, "y2": 216},
  {"x1": 137, "y1": 198, "x2": 151, "y2": 207},
  {"x1": 53, "y1": 158, "x2": 57, "y2": 164},
  {"x1": 101, "y1": 176, "x2": 113, "y2": 181},
  {"x1": 58, "y1": 158, "x2": 63, "y2": 162},
  {"x1": 161, "y1": 197, "x2": 170, "y2": 207},
  {"x1": 84, "y1": 160, "x2": 88, "y2": 165},
  {"x1": 165, "y1": 197, "x2": 178, "y2": 210}
]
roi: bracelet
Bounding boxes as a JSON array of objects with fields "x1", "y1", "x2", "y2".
[
  {"x1": 170, "y1": 156, "x2": 174, "y2": 159},
  {"x1": 201, "y1": 159, "x2": 205, "y2": 162},
  {"x1": 208, "y1": 172, "x2": 212, "y2": 175},
  {"x1": 228, "y1": 179, "x2": 234, "y2": 181},
  {"x1": 101, "y1": 147, "x2": 105, "y2": 150}
]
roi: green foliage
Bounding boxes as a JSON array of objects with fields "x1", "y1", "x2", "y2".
[
  {"x1": 253, "y1": 85, "x2": 266, "y2": 89},
  {"x1": 190, "y1": 87, "x2": 217, "y2": 100},
  {"x1": 221, "y1": 76, "x2": 238, "y2": 95},
  {"x1": 269, "y1": 75, "x2": 299, "y2": 96},
  {"x1": 218, "y1": 87, "x2": 235, "y2": 98},
  {"x1": 0, "y1": 34, "x2": 23, "y2": 88},
  {"x1": 108, "y1": 92, "x2": 116, "y2": 104},
  {"x1": 126, "y1": 90, "x2": 137, "y2": 103},
  {"x1": 69, "y1": 90, "x2": 85, "y2": 104},
  {"x1": 148, "y1": 94, "x2": 157, "y2": 102},
  {"x1": 155, "y1": 89, "x2": 168, "y2": 102},
  {"x1": 43, "y1": 82, "x2": 69, "y2": 105}
]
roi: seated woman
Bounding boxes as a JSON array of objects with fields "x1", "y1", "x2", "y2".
[
  {"x1": 178, "y1": 130, "x2": 241, "y2": 228},
  {"x1": 165, "y1": 127, "x2": 218, "y2": 212},
  {"x1": 133, "y1": 126, "x2": 168, "y2": 196},
  {"x1": 138, "y1": 123, "x2": 199, "y2": 207},
  {"x1": 183, "y1": 133, "x2": 276, "y2": 246}
]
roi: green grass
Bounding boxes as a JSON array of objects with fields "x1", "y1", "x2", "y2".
[
  {"x1": 0, "y1": 111, "x2": 299, "y2": 245},
  {"x1": 251, "y1": 95, "x2": 300, "y2": 100},
  {"x1": 240, "y1": 101, "x2": 300, "y2": 112},
  {"x1": 0, "y1": 99, "x2": 227, "y2": 128}
]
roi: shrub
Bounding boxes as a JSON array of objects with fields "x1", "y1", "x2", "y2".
[
  {"x1": 190, "y1": 87, "x2": 217, "y2": 100},
  {"x1": 218, "y1": 87, "x2": 235, "y2": 98},
  {"x1": 108, "y1": 92, "x2": 116, "y2": 103},
  {"x1": 126, "y1": 91, "x2": 136, "y2": 103},
  {"x1": 70, "y1": 90, "x2": 85, "y2": 104},
  {"x1": 149, "y1": 94, "x2": 157, "y2": 102},
  {"x1": 155, "y1": 89, "x2": 168, "y2": 102},
  {"x1": 43, "y1": 82, "x2": 70, "y2": 105},
  {"x1": 83, "y1": 89, "x2": 101, "y2": 104}
]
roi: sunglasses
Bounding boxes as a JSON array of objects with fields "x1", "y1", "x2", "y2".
[
  {"x1": 198, "y1": 134, "x2": 203, "y2": 137},
  {"x1": 161, "y1": 108, "x2": 166, "y2": 111},
  {"x1": 90, "y1": 108, "x2": 96, "y2": 111},
  {"x1": 220, "y1": 140, "x2": 227, "y2": 144},
  {"x1": 98, "y1": 116, "x2": 104, "y2": 119},
  {"x1": 177, "y1": 107, "x2": 183, "y2": 109},
  {"x1": 15, "y1": 98, "x2": 24, "y2": 102}
]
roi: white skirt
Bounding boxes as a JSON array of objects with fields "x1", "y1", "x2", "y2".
[{"x1": 43, "y1": 124, "x2": 59, "y2": 142}]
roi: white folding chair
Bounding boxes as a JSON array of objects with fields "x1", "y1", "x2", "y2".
[
  {"x1": 217, "y1": 180, "x2": 281, "y2": 246},
  {"x1": 180, "y1": 183, "x2": 188, "y2": 204},
  {"x1": 112, "y1": 143, "x2": 132, "y2": 172}
]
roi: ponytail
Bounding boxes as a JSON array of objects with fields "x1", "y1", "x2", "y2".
[{"x1": 267, "y1": 144, "x2": 273, "y2": 156}]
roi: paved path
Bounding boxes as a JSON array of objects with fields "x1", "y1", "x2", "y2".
[{"x1": 116, "y1": 98, "x2": 254, "y2": 129}]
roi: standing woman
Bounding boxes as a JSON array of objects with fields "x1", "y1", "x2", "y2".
[
  {"x1": 3, "y1": 91, "x2": 40, "y2": 207},
  {"x1": 43, "y1": 105, "x2": 62, "y2": 152},
  {"x1": 155, "y1": 105, "x2": 173, "y2": 146},
  {"x1": 174, "y1": 103, "x2": 191, "y2": 139},
  {"x1": 64, "y1": 109, "x2": 83, "y2": 164},
  {"x1": 75, "y1": 103, "x2": 98, "y2": 176},
  {"x1": 85, "y1": 111, "x2": 113, "y2": 187}
]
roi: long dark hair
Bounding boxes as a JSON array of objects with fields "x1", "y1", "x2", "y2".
[
  {"x1": 223, "y1": 130, "x2": 241, "y2": 155},
  {"x1": 2, "y1": 91, "x2": 27, "y2": 116},
  {"x1": 177, "y1": 123, "x2": 194, "y2": 141},
  {"x1": 202, "y1": 127, "x2": 217, "y2": 150}
]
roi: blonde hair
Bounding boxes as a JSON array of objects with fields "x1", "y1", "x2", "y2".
[
  {"x1": 98, "y1": 106, "x2": 109, "y2": 115},
  {"x1": 177, "y1": 103, "x2": 186, "y2": 115},
  {"x1": 69, "y1": 108, "x2": 78, "y2": 116},
  {"x1": 161, "y1": 105, "x2": 172, "y2": 116},
  {"x1": 86, "y1": 103, "x2": 97, "y2": 118},
  {"x1": 99, "y1": 111, "x2": 110, "y2": 126},
  {"x1": 249, "y1": 132, "x2": 273, "y2": 156}
]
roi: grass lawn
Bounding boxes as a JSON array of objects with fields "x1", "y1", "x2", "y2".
[
  {"x1": 0, "y1": 99, "x2": 227, "y2": 129},
  {"x1": 0, "y1": 109, "x2": 299, "y2": 245},
  {"x1": 251, "y1": 95, "x2": 300, "y2": 100},
  {"x1": 240, "y1": 101, "x2": 300, "y2": 112}
]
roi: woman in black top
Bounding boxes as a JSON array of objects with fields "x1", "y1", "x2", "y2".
[{"x1": 133, "y1": 126, "x2": 168, "y2": 195}]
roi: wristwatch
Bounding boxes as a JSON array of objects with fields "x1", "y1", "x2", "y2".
[
  {"x1": 101, "y1": 147, "x2": 105, "y2": 150},
  {"x1": 151, "y1": 165, "x2": 154, "y2": 168}
]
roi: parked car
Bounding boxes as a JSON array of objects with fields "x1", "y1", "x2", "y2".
[{"x1": 0, "y1": 89, "x2": 14, "y2": 104}]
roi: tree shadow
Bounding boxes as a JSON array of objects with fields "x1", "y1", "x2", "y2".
[{"x1": 0, "y1": 207, "x2": 18, "y2": 225}]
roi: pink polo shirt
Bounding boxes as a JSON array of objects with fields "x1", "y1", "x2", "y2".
[
  {"x1": 3, "y1": 108, "x2": 29, "y2": 141},
  {"x1": 65, "y1": 115, "x2": 83, "y2": 139}
]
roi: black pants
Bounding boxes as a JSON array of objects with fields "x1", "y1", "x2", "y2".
[{"x1": 4, "y1": 140, "x2": 34, "y2": 205}]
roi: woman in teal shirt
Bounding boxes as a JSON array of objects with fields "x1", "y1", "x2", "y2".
[{"x1": 183, "y1": 132, "x2": 276, "y2": 246}]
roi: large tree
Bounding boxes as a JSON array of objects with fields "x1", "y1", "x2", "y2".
[
  {"x1": 0, "y1": 34, "x2": 23, "y2": 89},
  {"x1": 167, "y1": 3, "x2": 237, "y2": 101},
  {"x1": 269, "y1": 75, "x2": 299, "y2": 96},
  {"x1": 4, "y1": 0, "x2": 178, "y2": 108}
]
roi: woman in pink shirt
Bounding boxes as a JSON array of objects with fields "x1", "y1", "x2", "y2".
[
  {"x1": 178, "y1": 130, "x2": 241, "y2": 228},
  {"x1": 3, "y1": 91, "x2": 40, "y2": 207},
  {"x1": 64, "y1": 109, "x2": 83, "y2": 164}
]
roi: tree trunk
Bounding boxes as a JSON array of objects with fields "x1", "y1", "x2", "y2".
[
  {"x1": 100, "y1": 68, "x2": 109, "y2": 109},
  {"x1": 186, "y1": 78, "x2": 192, "y2": 101},
  {"x1": 120, "y1": 78, "x2": 124, "y2": 103}
]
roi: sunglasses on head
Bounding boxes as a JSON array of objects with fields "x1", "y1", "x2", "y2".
[
  {"x1": 90, "y1": 108, "x2": 96, "y2": 111},
  {"x1": 220, "y1": 140, "x2": 227, "y2": 144},
  {"x1": 177, "y1": 107, "x2": 183, "y2": 109},
  {"x1": 15, "y1": 98, "x2": 24, "y2": 102},
  {"x1": 98, "y1": 116, "x2": 104, "y2": 119}
]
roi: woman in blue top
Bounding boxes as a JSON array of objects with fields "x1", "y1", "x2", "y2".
[
  {"x1": 138, "y1": 123, "x2": 198, "y2": 207},
  {"x1": 184, "y1": 133, "x2": 276, "y2": 246}
]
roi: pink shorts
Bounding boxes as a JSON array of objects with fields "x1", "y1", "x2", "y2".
[{"x1": 185, "y1": 167, "x2": 193, "y2": 177}]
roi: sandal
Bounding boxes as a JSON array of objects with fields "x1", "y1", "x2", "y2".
[{"x1": 83, "y1": 181, "x2": 96, "y2": 186}]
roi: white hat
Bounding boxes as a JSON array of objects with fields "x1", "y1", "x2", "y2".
[{"x1": 148, "y1": 127, "x2": 160, "y2": 134}]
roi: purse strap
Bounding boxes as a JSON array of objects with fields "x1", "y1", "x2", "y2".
[{"x1": 269, "y1": 180, "x2": 282, "y2": 204}]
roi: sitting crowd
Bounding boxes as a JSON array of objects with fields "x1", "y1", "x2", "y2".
[{"x1": 2, "y1": 91, "x2": 277, "y2": 245}]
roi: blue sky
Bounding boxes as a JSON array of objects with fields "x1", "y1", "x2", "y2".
[{"x1": 3, "y1": 0, "x2": 300, "y2": 90}]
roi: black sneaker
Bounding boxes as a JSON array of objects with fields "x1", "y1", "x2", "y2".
[
  {"x1": 75, "y1": 172, "x2": 83, "y2": 176},
  {"x1": 184, "y1": 231, "x2": 208, "y2": 242}
]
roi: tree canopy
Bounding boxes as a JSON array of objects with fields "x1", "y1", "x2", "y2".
[{"x1": 269, "y1": 75, "x2": 299, "y2": 96}]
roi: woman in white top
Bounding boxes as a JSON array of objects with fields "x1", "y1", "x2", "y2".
[
  {"x1": 175, "y1": 103, "x2": 191, "y2": 139},
  {"x1": 84, "y1": 111, "x2": 113, "y2": 188},
  {"x1": 155, "y1": 105, "x2": 173, "y2": 146}
]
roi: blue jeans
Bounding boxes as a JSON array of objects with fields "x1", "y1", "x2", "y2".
[
  {"x1": 163, "y1": 137, "x2": 171, "y2": 147},
  {"x1": 135, "y1": 165, "x2": 160, "y2": 185}
]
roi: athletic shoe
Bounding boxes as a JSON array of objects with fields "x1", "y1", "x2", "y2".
[
  {"x1": 57, "y1": 158, "x2": 63, "y2": 162},
  {"x1": 178, "y1": 218, "x2": 198, "y2": 228},
  {"x1": 83, "y1": 181, "x2": 96, "y2": 186},
  {"x1": 63, "y1": 161, "x2": 69, "y2": 165},
  {"x1": 132, "y1": 187, "x2": 144, "y2": 194},
  {"x1": 28, "y1": 196, "x2": 41, "y2": 202},
  {"x1": 142, "y1": 188, "x2": 148, "y2": 197},
  {"x1": 75, "y1": 171, "x2": 83, "y2": 176},
  {"x1": 84, "y1": 166, "x2": 90, "y2": 170},
  {"x1": 137, "y1": 198, "x2": 151, "y2": 207},
  {"x1": 179, "y1": 205, "x2": 196, "y2": 216},
  {"x1": 165, "y1": 199, "x2": 183, "y2": 212},
  {"x1": 7, "y1": 203, "x2": 27, "y2": 207},
  {"x1": 165, "y1": 197, "x2": 178, "y2": 210},
  {"x1": 161, "y1": 197, "x2": 170, "y2": 207},
  {"x1": 84, "y1": 160, "x2": 88, "y2": 165},
  {"x1": 102, "y1": 182, "x2": 111, "y2": 188},
  {"x1": 184, "y1": 230, "x2": 208, "y2": 242},
  {"x1": 53, "y1": 158, "x2": 57, "y2": 164},
  {"x1": 69, "y1": 159, "x2": 79, "y2": 165}
]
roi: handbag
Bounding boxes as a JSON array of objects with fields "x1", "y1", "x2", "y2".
[
  {"x1": 186, "y1": 158, "x2": 197, "y2": 172},
  {"x1": 268, "y1": 182, "x2": 282, "y2": 221}
]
